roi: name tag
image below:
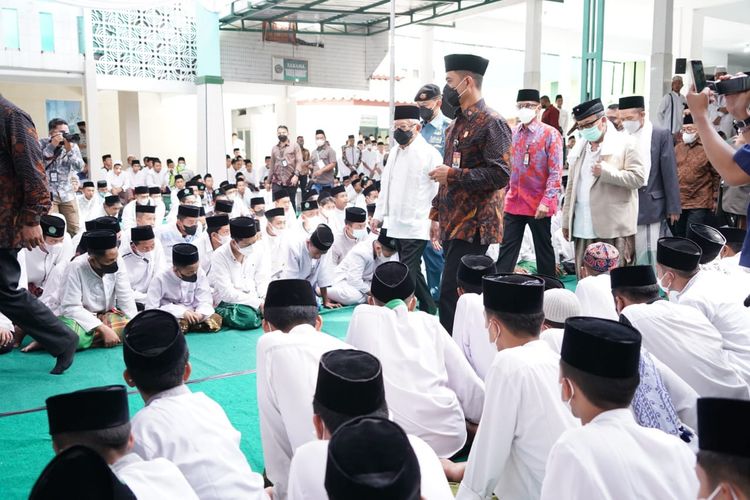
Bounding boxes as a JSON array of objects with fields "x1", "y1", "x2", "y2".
[
  {"x1": 281, "y1": 159, "x2": 288, "y2": 168},
  {"x1": 317, "y1": 160, "x2": 325, "y2": 169},
  {"x1": 49, "y1": 172, "x2": 58, "y2": 182},
  {"x1": 523, "y1": 152, "x2": 530, "y2": 167},
  {"x1": 452, "y1": 151, "x2": 461, "y2": 169}
]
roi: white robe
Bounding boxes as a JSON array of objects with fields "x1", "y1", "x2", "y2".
[
  {"x1": 111, "y1": 453, "x2": 198, "y2": 500},
  {"x1": 157, "y1": 223, "x2": 204, "y2": 267},
  {"x1": 20, "y1": 238, "x2": 74, "y2": 289},
  {"x1": 329, "y1": 229, "x2": 358, "y2": 266},
  {"x1": 256, "y1": 324, "x2": 352, "y2": 500},
  {"x1": 574, "y1": 273, "x2": 618, "y2": 321},
  {"x1": 328, "y1": 237, "x2": 396, "y2": 306},
  {"x1": 456, "y1": 340, "x2": 579, "y2": 500},
  {"x1": 264, "y1": 231, "x2": 287, "y2": 279},
  {"x1": 622, "y1": 300, "x2": 750, "y2": 399},
  {"x1": 288, "y1": 435, "x2": 454, "y2": 500},
  {"x1": 540, "y1": 409, "x2": 698, "y2": 500},
  {"x1": 60, "y1": 255, "x2": 137, "y2": 331},
  {"x1": 120, "y1": 244, "x2": 166, "y2": 304},
  {"x1": 452, "y1": 293, "x2": 496, "y2": 381},
  {"x1": 146, "y1": 267, "x2": 215, "y2": 319},
  {"x1": 77, "y1": 195, "x2": 100, "y2": 223},
  {"x1": 192, "y1": 231, "x2": 218, "y2": 274},
  {"x1": 346, "y1": 304, "x2": 485, "y2": 458},
  {"x1": 131, "y1": 385, "x2": 267, "y2": 500},
  {"x1": 209, "y1": 242, "x2": 270, "y2": 309},
  {"x1": 280, "y1": 233, "x2": 335, "y2": 289}
]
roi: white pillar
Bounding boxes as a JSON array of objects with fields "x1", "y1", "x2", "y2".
[
  {"x1": 648, "y1": 0, "x2": 674, "y2": 123},
  {"x1": 689, "y1": 10, "x2": 704, "y2": 60},
  {"x1": 82, "y1": 8, "x2": 101, "y2": 181},
  {"x1": 523, "y1": 0, "x2": 543, "y2": 89},
  {"x1": 419, "y1": 26, "x2": 434, "y2": 83},
  {"x1": 117, "y1": 91, "x2": 141, "y2": 164},
  {"x1": 197, "y1": 80, "x2": 226, "y2": 181}
]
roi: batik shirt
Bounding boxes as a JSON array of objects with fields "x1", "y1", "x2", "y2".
[
  {"x1": 430, "y1": 99, "x2": 511, "y2": 245},
  {"x1": 40, "y1": 137, "x2": 84, "y2": 203},
  {"x1": 504, "y1": 120, "x2": 563, "y2": 217}
]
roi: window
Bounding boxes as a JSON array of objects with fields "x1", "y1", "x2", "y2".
[
  {"x1": 40, "y1": 12, "x2": 55, "y2": 52},
  {"x1": 76, "y1": 16, "x2": 84, "y2": 54},
  {"x1": 1, "y1": 8, "x2": 20, "y2": 50}
]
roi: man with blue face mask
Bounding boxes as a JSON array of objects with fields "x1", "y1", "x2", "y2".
[
  {"x1": 561, "y1": 98, "x2": 646, "y2": 277},
  {"x1": 330, "y1": 207, "x2": 368, "y2": 266}
]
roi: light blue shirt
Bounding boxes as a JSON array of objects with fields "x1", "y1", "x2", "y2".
[{"x1": 420, "y1": 111, "x2": 452, "y2": 157}]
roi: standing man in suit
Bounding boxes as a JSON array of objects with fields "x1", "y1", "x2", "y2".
[
  {"x1": 561, "y1": 98, "x2": 645, "y2": 277},
  {"x1": 618, "y1": 96, "x2": 681, "y2": 265}
]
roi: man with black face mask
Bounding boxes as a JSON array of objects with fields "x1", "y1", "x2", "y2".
[
  {"x1": 415, "y1": 84, "x2": 452, "y2": 157},
  {"x1": 158, "y1": 204, "x2": 203, "y2": 266},
  {"x1": 270, "y1": 125, "x2": 302, "y2": 212}
]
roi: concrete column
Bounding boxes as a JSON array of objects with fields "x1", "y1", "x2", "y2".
[
  {"x1": 195, "y1": 0, "x2": 226, "y2": 181},
  {"x1": 523, "y1": 0, "x2": 543, "y2": 89},
  {"x1": 117, "y1": 91, "x2": 141, "y2": 164},
  {"x1": 81, "y1": 8, "x2": 101, "y2": 181},
  {"x1": 648, "y1": 0, "x2": 674, "y2": 123},
  {"x1": 419, "y1": 26, "x2": 434, "y2": 83}
]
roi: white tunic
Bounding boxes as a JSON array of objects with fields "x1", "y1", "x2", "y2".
[
  {"x1": 145, "y1": 168, "x2": 169, "y2": 189},
  {"x1": 540, "y1": 409, "x2": 698, "y2": 500},
  {"x1": 346, "y1": 304, "x2": 485, "y2": 458},
  {"x1": 157, "y1": 223, "x2": 203, "y2": 266},
  {"x1": 209, "y1": 242, "x2": 270, "y2": 309},
  {"x1": 373, "y1": 134, "x2": 441, "y2": 240},
  {"x1": 452, "y1": 293, "x2": 496, "y2": 381},
  {"x1": 106, "y1": 171, "x2": 130, "y2": 191},
  {"x1": 146, "y1": 267, "x2": 215, "y2": 319},
  {"x1": 622, "y1": 300, "x2": 750, "y2": 399},
  {"x1": 288, "y1": 435, "x2": 454, "y2": 500},
  {"x1": 120, "y1": 245, "x2": 166, "y2": 304},
  {"x1": 329, "y1": 229, "x2": 358, "y2": 266},
  {"x1": 127, "y1": 168, "x2": 148, "y2": 188},
  {"x1": 77, "y1": 195, "x2": 99, "y2": 223},
  {"x1": 193, "y1": 231, "x2": 217, "y2": 274},
  {"x1": 280, "y1": 233, "x2": 335, "y2": 289},
  {"x1": 264, "y1": 232, "x2": 287, "y2": 278},
  {"x1": 121, "y1": 201, "x2": 163, "y2": 232},
  {"x1": 131, "y1": 385, "x2": 267, "y2": 500},
  {"x1": 331, "y1": 237, "x2": 389, "y2": 293},
  {"x1": 574, "y1": 273, "x2": 618, "y2": 321},
  {"x1": 21, "y1": 238, "x2": 74, "y2": 289},
  {"x1": 111, "y1": 453, "x2": 198, "y2": 500},
  {"x1": 456, "y1": 340, "x2": 579, "y2": 500},
  {"x1": 256, "y1": 325, "x2": 352, "y2": 500},
  {"x1": 60, "y1": 255, "x2": 138, "y2": 331}
]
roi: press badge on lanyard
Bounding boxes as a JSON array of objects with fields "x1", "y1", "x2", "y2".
[
  {"x1": 49, "y1": 172, "x2": 58, "y2": 183},
  {"x1": 451, "y1": 139, "x2": 461, "y2": 169},
  {"x1": 523, "y1": 148, "x2": 530, "y2": 167}
]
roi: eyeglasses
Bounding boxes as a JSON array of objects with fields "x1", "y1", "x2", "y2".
[{"x1": 577, "y1": 117, "x2": 602, "y2": 130}]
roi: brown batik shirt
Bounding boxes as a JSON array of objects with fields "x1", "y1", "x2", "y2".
[
  {"x1": 674, "y1": 139, "x2": 720, "y2": 210},
  {"x1": 430, "y1": 99, "x2": 512, "y2": 244}
]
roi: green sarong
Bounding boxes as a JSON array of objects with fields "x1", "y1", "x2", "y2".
[
  {"x1": 215, "y1": 302, "x2": 262, "y2": 330},
  {"x1": 59, "y1": 316, "x2": 94, "y2": 350}
]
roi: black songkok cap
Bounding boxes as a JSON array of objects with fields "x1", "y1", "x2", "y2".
[
  {"x1": 314, "y1": 349, "x2": 386, "y2": 417},
  {"x1": 572, "y1": 98, "x2": 605, "y2": 121},
  {"x1": 718, "y1": 225, "x2": 746, "y2": 244},
  {"x1": 311, "y1": 224, "x2": 335, "y2": 251},
  {"x1": 682, "y1": 113, "x2": 694, "y2": 125},
  {"x1": 482, "y1": 273, "x2": 545, "y2": 314},
  {"x1": 177, "y1": 204, "x2": 201, "y2": 218},
  {"x1": 371, "y1": 261, "x2": 414, "y2": 303},
  {"x1": 517, "y1": 89, "x2": 540, "y2": 102},
  {"x1": 123, "y1": 309, "x2": 186, "y2": 374},
  {"x1": 697, "y1": 398, "x2": 750, "y2": 458},
  {"x1": 206, "y1": 214, "x2": 229, "y2": 232},
  {"x1": 214, "y1": 199, "x2": 234, "y2": 213},
  {"x1": 148, "y1": 187, "x2": 161, "y2": 195},
  {"x1": 135, "y1": 204, "x2": 156, "y2": 214},
  {"x1": 97, "y1": 180, "x2": 108, "y2": 189},
  {"x1": 250, "y1": 197, "x2": 265, "y2": 207},
  {"x1": 85, "y1": 220, "x2": 97, "y2": 231},
  {"x1": 394, "y1": 105, "x2": 420, "y2": 121},
  {"x1": 456, "y1": 255, "x2": 495, "y2": 289},
  {"x1": 331, "y1": 185, "x2": 346, "y2": 196},
  {"x1": 177, "y1": 188, "x2": 194, "y2": 200},
  {"x1": 265, "y1": 207, "x2": 285, "y2": 219},
  {"x1": 41, "y1": 215, "x2": 65, "y2": 238},
  {"x1": 444, "y1": 53, "x2": 489, "y2": 75},
  {"x1": 265, "y1": 279, "x2": 317, "y2": 307},
  {"x1": 86, "y1": 230, "x2": 117, "y2": 251},
  {"x1": 222, "y1": 183, "x2": 237, "y2": 193},
  {"x1": 345, "y1": 207, "x2": 367, "y2": 223},
  {"x1": 172, "y1": 243, "x2": 199, "y2": 266},
  {"x1": 104, "y1": 195, "x2": 120, "y2": 206},
  {"x1": 325, "y1": 417, "x2": 420, "y2": 500},
  {"x1": 363, "y1": 184, "x2": 379, "y2": 196},
  {"x1": 272, "y1": 189, "x2": 290, "y2": 202},
  {"x1": 561, "y1": 317, "x2": 641, "y2": 378},
  {"x1": 29, "y1": 445, "x2": 137, "y2": 500},
  {"x1": 533, "y1": 274, "x2": 564, "y2": 291},
  {"x1": 366, "y1": 203, "x2": 376, "y2": 216},
  {"x1": 610, "y1": 265, "x2": 657, "y2": 288},
  {"x1": 130, "y1": 225, "x2": 154, "y2": 243},
  {"x1": 301, "y1": 200, "x2": 319, "y2": 212},
  {"x1": 230, "y1": 216, "x2": 257, "y2": 239},
  {"x1": 687, "y1": 223, "x2": 726, "y2": 264},
  {"x1": 83, "y1": 181, "x2": 95, "y2": 189},
  {"x1": 656, "y1": 237, "x2": 702, "y2": 271},
  {"x1": 414, "y1": 84, "x2": 441, "y2": 102},
  {"x1": 618, "y1": 95, "x2": 645, "y2": 110},
  {"x1": 377, "y1": 228, "x2": 398, "y2": 251},
  {"x1": 46, "y1": 385, "x2": 129, "y2": 435},
  {"x1": 95, "y1": 216, "x2": 119, "y2": 234}
]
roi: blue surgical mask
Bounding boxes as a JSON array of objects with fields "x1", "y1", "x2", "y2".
[{"x1": 580, "y1": 122, "x2": 604, "y2": 142}]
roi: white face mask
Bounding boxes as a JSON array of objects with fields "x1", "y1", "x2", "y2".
[
  {"x1": 219, "y1": 234, "x2": 231, "y2": 245},
  {"x1": 700, "y1": 485, "x2": 738, "y2": 500},
  {"x1": 138, "y1": 249, "x2": 154, "y2": 262},
  {"x1": 682, "y1": 132, "x2": 697, "y2": 144},
  {"x1": 622, "y1": 119, "x2": 642, "y2": 135},
  {"x1": 305, "y1": 216, "x2": 323, "y2": 228},
  {"x1": 656, "y1": 274, "x2": 671, "y2": 295},
  {"x1": 316, "y1": 139, "x2": 325, "y2": 148},
  {"x1": 352, "y1": 228, "x2": 368, "y2": 241},
  {"x1": 561, "y1": 378, "x2": 575, "y2": 414},
  {"x1": 238, "y1": 243, "x2": 255, "y2": 256},
  {"x1": 136, "y1": 198, "x2": 149, "y2": 206},
  {"x1": 517, "y1": 107, "x2": 537, "y2": 125}
]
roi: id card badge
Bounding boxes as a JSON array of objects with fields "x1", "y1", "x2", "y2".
[
  {"x1": 281, "y1": 159, "x2": 289, "y2": 168},
  {"x1": 49, "y1": 172, "x2": 58, "y2": 183},
  {"x1": 451, "y1": 151, "x2": 461, "y2": 169},
  {"x1": 317, "y1": 160, "x2": 325, "y2": 169},
  {"x1": 523, "y1": 152, "x2": 530, "y2": 167}
]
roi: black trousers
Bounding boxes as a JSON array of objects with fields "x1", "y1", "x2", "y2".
[
  {"x1": 0, "y1": 249, "x2": 76, "y2": 355},
  {"x1": 496, "y1": 213, "x2": 556, "y2": 277},
  {"x1": 272, "y1": 183, "x2": 297, "y2": 212},
  {"x1": 298, "y1": 175, "x2": 309, "y2": 195},
  {"x1": 439, "y1": 238, "x2": 488, "y2": 334},
  {"x1": 396, "y1": 238, "x2": 437, "y2": 314}
]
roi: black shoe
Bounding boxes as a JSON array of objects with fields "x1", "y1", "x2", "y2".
[{"x1": 50, "y1": 341, "x2": 76, "y2": 375}]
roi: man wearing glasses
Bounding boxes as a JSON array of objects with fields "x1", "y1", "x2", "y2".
[{"x1": 561, "y1": 98, "x2": 645, "y2": 277}]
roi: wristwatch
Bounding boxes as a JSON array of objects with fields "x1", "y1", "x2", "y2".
[{"x1": 734, "y1": 116, "x2": 750, "y2": 131}]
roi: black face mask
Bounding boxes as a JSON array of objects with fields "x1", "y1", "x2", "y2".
[
  {"x1": 278, "y1": 135, "x2": 288, "y2": 143},
  {"x1": 394, "y1": 128, "x2": 413, "y2": 146},
  {"x1": 443, "y1": 83, "x2": 461, "y2": 108},
  {"x1": 180, "y1": 272, "x2": 198, "y2": 283},
  {"x1": 419, "y1": 105, "x2": 435, "y2": 123},
  {"x1": 255, "y1": 209, "x2": 265, "y2": 218},
  {"x1": 98, "y1": 261, "x2": 119, "y2": 274},
  {"x1": 182, "y1": 224, "x2": 198, "y2": 236}
]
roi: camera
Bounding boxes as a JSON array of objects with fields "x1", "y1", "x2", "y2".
[
  {"x1": 716, "y1": 75, "x2": 750, "y2": 96},
  {"x1": 62, "y1": 132, "x2": 81, "y2": 143}
]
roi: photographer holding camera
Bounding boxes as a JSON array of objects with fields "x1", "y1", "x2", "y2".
[{"x1": 40, "y1": 118, "x2": 84, "y2": 236}]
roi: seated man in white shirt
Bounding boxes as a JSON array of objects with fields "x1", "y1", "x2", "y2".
[
  {"x1": 96, "y1": 180, "x2": 110, "y2": 199},
  {"x1": 94, "y1": 195, "x2": 123, "y2": 221},
  {"x1": 574, "y1": 242, "x2": 619, "y2": 320},
  {"x1": 250, "y1": 196, "x2": 266, "y2": 218},
  {"x1": 57, "y1": 230, "x2": 137, "y2": 351},
  {"x1": 263, "y1": 207, "x2": 287, "y2": 277},
  {"x1": 296, "y1": 199, "x2": 322, "y2": 235},
  {"x1": 346, "y1": 177, "x2": 364, "y2": 207},
  {"x1": 450, "y1": 274, "x2": 578, "y2": 500},
  {"x1": 328, "y1": 229, "x2": 399, "y2": 306},
  {"x1": 541, "y1": 317, "x2": 698, "y2": 499},
  {"x1": 328, "y1": 185, "x2": 348, "y2": 231},
  {"x1": 169, "y1": 175, "x2": 186, "y2": 207},
  {"x1": 194, "y1": 214, "x2": 229, "y2": 274},
  {"x1": 359, "y1": 183, "x2": 379, "y2": 210},
  {"x1": 272, "y1": 187, "x2": 295, "y2": 221},
  {"x1": 122, "y1": 310, "x2": 268, "y2": 499},
  {"x1": 107, "y1": 162, "x2": 129, "y2": 197},
  {"x1": 256, "y1": 279, "x2": 351, "y2": 499},
  {"x1": 146, "y1": 243, "x2": 221, "y2": 334},
  {"x1": 330, "y1": 207, "x2": 368, "y2": 266},
  {"x1": 77, "y1": 180, "x2": 99, "y2": 223},
  {"x1": 210, "y1": 217, "x2": 270, "y2": 330},
  {"x1": 281, "y1": 224, "x2": 337, "y2": 308},
  {"x1": 452, "y1": 255, "x2": 498, "y2": 381},
  {"x1": 148, "y1": 186, "x2": 167, "y2": 222},
  {"x1": 22, "y1": 215, "x2": 74, "y2": 299},
  {"x1": 288, "y1": 349, "x2": 454, "y2": 500},
  {"x1": 695, "y1": 398, "x2": 750, "y2": 500},
  {"x1": 159, "y1": 205, "x2": 202, "y2": 266},
  {"x1": 121, "y1": 225, "x2": 165, "y2": 311},
  {"x1": 45, "y1": 385, "x2": 197, "y2": 499},
  {"x1": 121, "y1": 185, "x2": 151, "y2": 231},
  {"x1": 167, "y1": 187, "x2": 199, "y2": 223},
  {"x1": 347, "y1": 262, "x2": 484, "y2": 459}
]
